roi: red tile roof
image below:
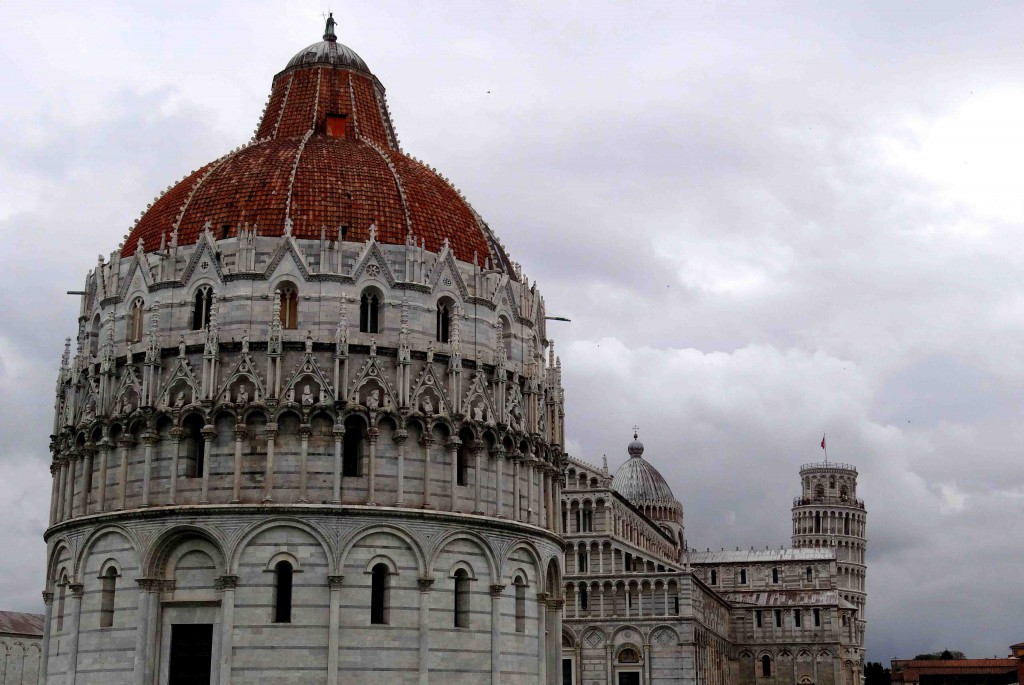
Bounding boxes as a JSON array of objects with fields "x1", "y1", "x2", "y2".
[
  {"x1": 122, "y1": 53, "x2": 503, "y2": 272},
  {"x1": 0, "y1": 611, "x2": 43, "y2": 637}
]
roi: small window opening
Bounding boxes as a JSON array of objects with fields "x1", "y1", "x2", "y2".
[
  {"x1": 220, "y1": 224, "x2": 230, "y2": 240},
  {"x1": 514, "y1": 577, "x2": 526, "y2": 633},
  {"x1": 279, "y1": 286, "x2": 299, "y2": 330},
  {"x1": 343, "y1": 418, "x2": 363, "y2": 477},
  {"x1": 192, "y1": 286, "x2": 213, "y2": 331},
  {"x1": 577, "y1": 552, "x2": 588, "y2": 573},
  {"x1": 774, "y1": 609, "x2": 782, "y2": 627},
  {"x1": 740, "y1": 568, "x2": 748, "y2": 584},
  {"x1": 794, "y1": 609, "x2": 802, "y2": 627},
  {"x1": 127, "y1": 298, "x2": 145, "y2": 343},
  {"x1": 273, "y1": 560, "x2": 293, "y2": 623},
  {"x1": 326, "y1": 113, "x2": 349, "y2": 138},
  {"x1": 436, "y1": 301, "x2": 451, "y2": 343},
  {"x1": 582, "y1": 509, "x2": 593, "y2": 532},
  {"x1": 457, "y1": 430, "x2": 472, "y2": 486},
  {"x1": 755, "y1": 610, "x2": 762, "y2": 628},
  {"x1": 813, "y1": 608, "x2": 821, "y2": 627},
  {"x1": 100, "y1": 568, "x2": 117, "y2": 628},
  {"x1": 579, "y1": 585, "x2": 588, "y2": 611},
  {"x1": 182, "y1": 415, "x2": 206, "y2": 478},
  {"x1": 772, "y1": 567, "x2": 779, "y2": 584},
  {"x1": 761, "y1": 655, "x2": 772, "y2": 677},
  {"x1": 710, "y1": 569, "x2": 718, "y2": 585},
  {"x1": 672, "y1": 596, "x2": 679, "y2": 614},
  {"x1": 370, "y1": 563, "x2": 390, "y2": 625},
  {"x1": 56, "y1": 581, "x2": 67, "y2": 632},
  {"x1": 360, "y1": 292, "x2": 379, "y2": 334},
  {"x1": 806, "y1": 567, "x2": 813, "y2": 582},
  {"x1": 454, "y1": 569, "x2": 471, "y2": 628}
]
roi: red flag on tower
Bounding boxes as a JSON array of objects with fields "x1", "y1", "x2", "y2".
[{"x1": 821, "y1": 435, "x2": 826, "y2": 450}]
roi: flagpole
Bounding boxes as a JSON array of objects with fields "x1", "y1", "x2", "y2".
[{"x1": 823, "y1": 433, "x2": 828, "y2": 464}]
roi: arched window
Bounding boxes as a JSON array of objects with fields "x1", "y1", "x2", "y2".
[
  {"x1": 500, "y1": 316, "x2": 512, "y2": 357},
  {"x1": 815, "y1": 511, "x2": 821, "y2": 533},
  {"x1": 815, "y1": 484, "x2": 825, "y2": 500},
  {"x1": 710, "y1": 569, "x2": 718, "y2": 585},
  {"x1": 343, "y1": 417, "x2": 363, "y2": 477},
  {"x1": 436, "y1": 300, "x2": 452, "y2": 343},
  {"x1": 457, "y1": 429, "x2": 473, "y2": 486},
  {"x1": 127, "y1": 298, "x2": 144, "y2": 343},
  {"x1": 761, "y1": 655, "x2": 772, "y2": 677},
  {"x1": 579, "y1": 585, "x2": 588, "y2": 610},
  {"x1": 100, "y1": 567, "x2": 118, "y2": 628},
  {"x1": 582, "y1": 508, "x2": 593, "y2": 532},
  {"x1": 370, "y1": 563, "x2": 390, "y2": 625},
  {"x1": 618, "y1": 648, "x2": 640, "y2": 664},
  {"x1": 454, "y1": 569, "x2": 471, "y2": 628},
  {"x1": 56, "y1": 578, "x2": 67, "y2": 631},
  {"x1": 359, "y1": 292, "x2": 379, "y2": 334},
  {"x1": 840, "y1": 485, "x2": 849, "y2": 501},
  {"x1": 181, "y1": 414, "x2": 205, "y2": 478},
  {"x1": 273, "y1": 560, "x2": 293, "y2": 623},
  {"x1": 806, "y1": 567, "x2": 813, "y2": 582},
  {"x1": 772, "y1": 567, "x2": 779, "y2": 584},
  {"x1": 192, "y1": 286, "x2": 213, "y2": 330},
  {"x1": 740, "y1": 568, "x2": 747, "y2": 584},
  {"x1": 279, "y1": 285, "x2": 299, "y2": 330},
  {"x1": 89, "y1": 313, "x2": 101, "y2": 357},
  {"x1": 514, "y1": 576, "x2": 526, "y2": 633}
]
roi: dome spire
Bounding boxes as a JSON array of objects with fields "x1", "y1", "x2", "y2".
[
  {"x1": 323, "y1": 12, "x2": 337, "y2": 42},
  {"x1": 628, "y1": 427, "x2": 644, "y2": 458}
]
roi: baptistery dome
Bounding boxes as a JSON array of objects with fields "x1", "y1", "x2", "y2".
[{"x1": 44, "y1": 17, "x2": 566, "y2": 685}]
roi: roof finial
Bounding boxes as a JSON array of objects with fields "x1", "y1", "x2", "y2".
[
  {"x1": 323, "y1": 12, "x2": 337, "y2": 42},
  {"x1": 632, "y1": 425, "x2": 639, "y2": 440}
]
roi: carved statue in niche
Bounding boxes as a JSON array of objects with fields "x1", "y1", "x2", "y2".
[
  {"x1": 120, "y1": 394, "x2": 134, "y2": 415},
  {"x1": 369, "y1": 338, "x2": 377, "y2": 357},
  {"x1": 421, "y1": 394, "x2": 434, "y2": 415},
  {"x1": 236, "y1": 384, "x2": 249, "y2": 404},
  {"x1": 301, "y1": 384, "x2": 315, "y2": 406},
  {"x1": 366, "y1": 388, "x2": 380, "y2": 410},
  {"x1": 241, "y1": 333, "x2": 249, "y2": 353},
  {"x1": 178, "y1": 336, "x2": 186, "y2": 358},
  {"x1": 305, "y1": 330, "x2": 314, "y2": 353},
  {"x1": 82, "y1": 396, "x2": 96, "y2": 423},
  {"x1": 174, "y1": 391, "x2": 186, "y2": 408},
  {"x1": 509, "y1": 405, "x2": 522, "y2": 431},
  {"x1": 472, "y1": 403, "x2": 485, "y2": 422},
  {"x1": 426, "y1": 339, "x2": 434, "y2": 363}
]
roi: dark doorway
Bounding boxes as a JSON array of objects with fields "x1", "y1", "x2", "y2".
[
  {"x1": 562, "y1": 658, "x2": 573, "y2": 685},
  {"x1": 169, "y1": 623, "x2": 213, "y2": 685},
  {"x1": 618, "y1": 673, "x2": 641, "y2": 685}
]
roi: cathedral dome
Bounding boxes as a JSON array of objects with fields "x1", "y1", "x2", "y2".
[
  {"x1": 121, "y1": 15, "x2": 513, "y2": 275},
  {"x1": 612, "y1": 433, "x2": 677, "y2": 505}
]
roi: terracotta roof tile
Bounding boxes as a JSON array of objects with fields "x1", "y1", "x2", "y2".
[{"x1": 0, "y1": 611, "x2": 43, "y2": 637}]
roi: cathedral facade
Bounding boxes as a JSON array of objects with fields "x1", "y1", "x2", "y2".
[{"x1": 559, "y1": 440, "x2": 867, "y2": 685}]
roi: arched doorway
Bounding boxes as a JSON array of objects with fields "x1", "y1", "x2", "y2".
[{"x1": 615, "y1": 645, "x2": 643, "y2": 685}]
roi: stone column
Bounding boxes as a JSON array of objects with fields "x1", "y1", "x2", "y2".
[
  {"x1": 536, "y1": 593, "x2": 547, "y2": 685},
  {"x1": 168, "y1": 428, "x2": 182, "y2": 505},
  {"x1": 447, "y1": 438, "x2": 459, "y2": 512},
  {"x1": 332, "y1": 426, "x2": 344, "y2": 503},
  {"x1": 40, "y1": 591, "x2": 53, "y2": 684},
  {"x1": 574, "y1": 645, "x2": 583, "y2": 685},
  {"x1": 605, "y1": 644, "x2": 614, "y2": 685},
  {"x1": 263, "y1": 423, "x2": 277, "y2": 502},
  {"x1": 367, "y1": 427, "x2": 379, "y2": 505},
  {"x1": 217, "y1": 575, "x2": 239, "y2": 684},
  {"x1": 512, "y1": 456, "x2": 521, "y2": 522},
  {"x1": 494, "y1": 449, "x2": 505, "y2": 518},
  {"x1": 97, "y1": 439, "x2": 111, "y2": 512},
  {"x1": 394, "y1": 430, "x2": 408, "y2": 506},
  {"x1": 547, "y1": 599, "x2": 563, "y2": 685},
  {"x1": 526, "y1": 461, "x2": 535, "y2": 525},
  {"x1": 133, "y1": 580, "x2": 154, "y2": 685},
  {"x1": 79, "y1": 444, "x2": 95, "y2": 515},
  {"x1": 200, "y1": 425, "x2": 216, "y2": 503},
  {"x1": 473, "y1": 444, "x2": 484, "y2": 514},
  {"x1": 328, "y1": 575, "x2": 344, "y2": 685},
  {"x1": 298, "y1": 424, "x2": 311, "y2": 502},
  {"x1": 418, "y1": 577, "x2": 434, "y2": 685},
  {"x1": 117, "y1": 439, "x2": 132, "y2": 510},
  {"x1": 231, "y1": 425, "x2": 245, "y2": 502},
  {"x1": 64, "y1": 453, "x2": 77, "y2": 519},
  {"x1": 55, "y1": 457, "x2": 67, "y2": 521},
  {"x1": 600, "y1": 586, "x2": 606, "y2": 618},
  {"x1": 141, "y1": 432, "x2": 157, "y2": 507},
  {"x1": 64, "y1": 583, "x2": 84, "y2": 685},
  {"x1": 643, "y1": 642, "x2": 651, "y2": 684},
  {"x1": 421, "y1": 435, "x2": 434, "y2": 508},
  {"x1": 490, "y1": 584, "x2": 505, "y2": 685},
  {"x1": 49, "y1": 463, "x2": 60, "y2": 525}
]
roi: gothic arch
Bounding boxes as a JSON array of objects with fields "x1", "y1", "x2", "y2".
[
  {"x1": 142, "y1": 525, "x2": 227, "y2": 579},
  {"x1": 428, "y1": 529, "x2": 498, "y2": 583},
  {"x1": 229, "y1": 518, "x2": 336, "y2": 575},
  {"x1": 74, "y1": 524, "x2": 141, "y2": 583},
  {"x1": 338, "y1": 523, "x2": 427, "y2": 578}
]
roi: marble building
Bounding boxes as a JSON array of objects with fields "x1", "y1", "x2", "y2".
[
  {"x1": 44, "y1": 16, "x2": 566, "y2": 685},
  {"x1": 559, "y1": 438, "x2": 867, "y2": 685}
]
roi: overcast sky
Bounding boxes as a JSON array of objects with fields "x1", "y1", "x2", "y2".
[{"x1": 3, "y1": 0, "x2": 1024, "y2": 663}]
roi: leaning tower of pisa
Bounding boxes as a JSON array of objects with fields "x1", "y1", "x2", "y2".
[{"x1": 791, "y1": 461, "x2": 867, "y2": 644}]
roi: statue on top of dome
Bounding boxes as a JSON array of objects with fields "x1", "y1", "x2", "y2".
[{"x1": 323, "y1": 12, "x2": 337, "y2": 42}]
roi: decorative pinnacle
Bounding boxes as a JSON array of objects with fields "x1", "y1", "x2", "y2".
[
  {"x1": 323, "y1": 12, "x2": 337, "y2": 42},
  {"x1": 632, "y1": 425, "x2": 639, "y2": 440}
]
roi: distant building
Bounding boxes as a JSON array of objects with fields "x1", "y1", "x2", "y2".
[
  {"x1": 891, "y1": 645, "x2": 1024, "y2": 685},
  {"x1": 560, "y1": 435, "x2": 867, "y2": 685},
  {"x1": 0, "y1": 611, "x2": 44, "y2": 684}
]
